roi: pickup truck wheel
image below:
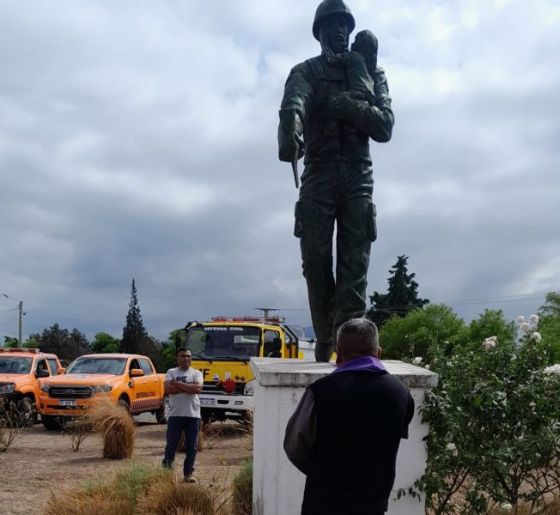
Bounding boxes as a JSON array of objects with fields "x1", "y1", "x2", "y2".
[
  {"x1": 42, "y1": 414, "x2": 63, "y2": 431},
  {"x1": 155, "y1": 397, "x2": 169, "y2": 425},
  {"x1": 17, "y1": 397, "x2": 37, "y2": 427},
  {"x1": 118, "y1": 398, "x2": 133, "y2": 419}
]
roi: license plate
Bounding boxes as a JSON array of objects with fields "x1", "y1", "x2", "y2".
[
  {"x1": 200, "y1": 398, "x2": 215, "y2": 406},
  {"x1": 59, "y1": 400, "x2": 77, "y2": 407}
]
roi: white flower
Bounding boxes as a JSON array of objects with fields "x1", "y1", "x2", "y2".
[
  {"x1": 446, "y1": 442, "x2": 458, "y2": 456},
  {"x1": 412, "y1": 356, "x2": 423, "y2": 365},
  {"x1": 501, "y1": 503, "x2": 513, "y2": 512},
  {"x1": 544, "y1": 364, "x2": 560, "y2": 375},
  {"x1": 516, "y1": 315, "x2": 525, "y2": 325},
  {"x1": 519, "y1": 322, "x2": 530, "y2": 334},
  {"x1": 483, "y1": 337, "x2": 497, "y2": 350},
  {"x1": 531, "y1": 332, "x2": 542, "y2": 342},
  {"x1": 528, "y1": 314, "x2": 539, "y2": 326}
]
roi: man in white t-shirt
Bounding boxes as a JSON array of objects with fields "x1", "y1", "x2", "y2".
[{"x1": 162, "y1": 347, "x2": 204, "y2": 482}]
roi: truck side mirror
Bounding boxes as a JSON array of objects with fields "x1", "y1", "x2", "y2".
[
  {"x1": 36, "y1": 368, "x2": 50, "y2": 378},
  {"x1": 57, "y1": 367, "x2": 66, "y2": 374},
  {"x1": 130, "y1": 368, "x2": 144, "y2": 377}
]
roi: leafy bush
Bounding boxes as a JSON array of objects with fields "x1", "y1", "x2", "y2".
[
  {"x1": 539, "y1": 292, "x2": 560, "y2": 363},
  {"x1": 379, "y1": 304, "x2": 465, "y2": 359},
  {"x1": 415, "y1": 319, "x2": 560, "y2": 513}
]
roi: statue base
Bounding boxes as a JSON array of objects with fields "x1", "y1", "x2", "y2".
[{"x1": 249, "y1": 358, "x2": 438, "y2": 515}]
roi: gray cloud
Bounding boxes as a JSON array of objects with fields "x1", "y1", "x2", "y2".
[{"x1": 1, "y1": 0, "x2": 559, "y2": 341}]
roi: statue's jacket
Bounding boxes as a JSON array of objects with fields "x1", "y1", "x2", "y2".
[{"x1": 279, "y1": 54, "x2": 395, "y2": 165}]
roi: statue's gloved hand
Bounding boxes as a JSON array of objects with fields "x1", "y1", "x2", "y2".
[
  {"x1": 278, "y1": 109, "x2": 304, "y2": 162},
  {"x1": 327, "y1": 92, "x2": 366, "y2": 119},
  {"x1": 279, "y1": 134, "x2": 304, "y2": 162}
]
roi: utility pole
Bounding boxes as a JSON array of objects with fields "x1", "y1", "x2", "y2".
[{"x1": 18, "y1": 301, "x2": 23, "y2": 345}]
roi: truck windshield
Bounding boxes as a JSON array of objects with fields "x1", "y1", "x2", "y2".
[
  {"x1": 186, "y1": 326, "x2": 261, "y2": 361},
  {"x1": 66, "y1": 357, "x2": 127, "y2": 375},
  {"x1": 0, "y1": 357, "x2": 32, "y2": 374}
]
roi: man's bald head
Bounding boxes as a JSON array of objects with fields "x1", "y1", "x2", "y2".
[{"x1": 336, "y1": 318, "x2": 379, "y2": 364}]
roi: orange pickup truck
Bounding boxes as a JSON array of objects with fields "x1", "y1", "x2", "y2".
[
  {"x1": 0, "y1": 348, "x2": 63, "y2": 426},
  {"x1": 38, "y1": 353, "x2": 166, "y2": 430}
]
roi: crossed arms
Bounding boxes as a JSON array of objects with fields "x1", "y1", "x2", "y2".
[{"x1": 164, "y1": 379, "x2": 203, "y2": 395}]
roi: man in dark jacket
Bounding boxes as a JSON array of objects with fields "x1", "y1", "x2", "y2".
[
  {"x1": 284, "y1": 318, "x2": 414, "y2": 514},
  {"x1": 278, "y1": 0, "x2": 394, "y2": 362}
]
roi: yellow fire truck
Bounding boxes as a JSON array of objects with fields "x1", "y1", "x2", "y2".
[{"x1": 176, "y1": 316, "x2": 303, "y2": 423}]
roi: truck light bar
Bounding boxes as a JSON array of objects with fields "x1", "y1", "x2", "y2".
[
  {"x1": 0, "y1": 348, "x2": 39, "y2": 354},
  {"x1": 211, "y1": 316, "x2": 286, "y2": 324}
]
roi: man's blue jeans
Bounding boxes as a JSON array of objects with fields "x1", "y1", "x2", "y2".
[{"x1": 162, "y1": 416, "x2": 201, "y2": 477}]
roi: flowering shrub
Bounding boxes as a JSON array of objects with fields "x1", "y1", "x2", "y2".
[{"x1": 411, "y1": 313, "x2": 560, "y2": 513}]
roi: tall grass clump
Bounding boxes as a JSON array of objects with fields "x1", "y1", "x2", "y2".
[
  {"x1": 44, "y1": 464, "x2": 170, "y2": 514},
  {"x1": 112, "y1": 465, "x2": 172, "y2": 506},
  {"x1": 44, "y1": 464, "x2": 232, "y2": 515},
  {"x1": 232, "y1": 460, "x2": 252, "y2": 515},
  {"x1": 90, "y1": 398, "x2": 135, "y2": 459},
  {"x1": 137, "y1": 479, "x2": 214, "y2": 515},
  {"x1": 44, "y1": 483, "x2": 134, "y2": 515}
]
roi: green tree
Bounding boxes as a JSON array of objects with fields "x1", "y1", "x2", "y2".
[
  {"x1": 91, "y1": 332, "x2": 120, "y2": 353},
  {"x1": 120, "y1": 278, "x2": 148, "y2": 353},
  {"x1": 379, "y1": 304, "x2": 465, "y2": 360},
  {"x1": 23, "y1": 338, "x2": 39, "y2": 349},
  {"x1": 538, "y1": 291, "x2": 560, "y2": 363},
  {"x1": 136, "y1": 336, "x2": 165, "y2": 372},
  {"x1": 463, "y1": 309, "x2": 515, "y2": 352},
  {"x1": 29, "y1": 324, "x2": 89, "y2": 361},
  {"x1": 3, "y1": 336, "x2": 19, "y2": 348},
  {"x1": 160, "y1": 329, "x2": 187, "y2": 371},
  {"x1": 367, "y1": 255, "x2": 429, "y2": 328}
]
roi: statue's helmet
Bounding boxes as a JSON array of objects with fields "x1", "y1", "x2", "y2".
[{"x1": 312, "y1": 0, "x2": 356, "y2": 41}]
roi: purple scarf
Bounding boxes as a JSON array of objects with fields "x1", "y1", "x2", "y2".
[{"x1": 332, "y1": 355, "x2": 387, "y2": 375}]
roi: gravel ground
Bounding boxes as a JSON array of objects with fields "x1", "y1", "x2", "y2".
[{"x1": 0, "y1": 414, "x2": 252, "y2": 514}]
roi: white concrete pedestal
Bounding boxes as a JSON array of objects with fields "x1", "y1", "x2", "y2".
[{"x1": 250, "y1": 358, "x2": 438, "y2": 515}]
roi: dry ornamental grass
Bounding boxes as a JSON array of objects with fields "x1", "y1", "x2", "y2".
[
  {"x1": 137, "y1": 477, "x2": 214, "y2": 515},
  {"x1": 44, "y1": 489, "x2": 134, "y2": 515},
  {"x1": 231, "y1": 460, "x2": 252, "y2": 515},
  {"x1": 90, "y1": 399, "x2": 135, "y2": 459},
  {"x1": 44, "y1": 464, "x2": 229, "y2": 515}
]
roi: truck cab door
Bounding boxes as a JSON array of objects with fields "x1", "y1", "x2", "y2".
[
  {"x1": 263, "y1": 330, "x2": 282, "y2": 358},
  {"x1": 128, "y1": 358, "x2": 148, "y2": 412},
  {"x1": 138, "y1": 357, "x2": 161, "y2": 411}
]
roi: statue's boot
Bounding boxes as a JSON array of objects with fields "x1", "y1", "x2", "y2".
[{"x1": 315, "y1": 341, "x2": 334, "y2": 362}]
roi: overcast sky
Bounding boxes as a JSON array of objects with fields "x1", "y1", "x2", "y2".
[{"x1": 1, "y1": 0, "x2": 559, "y2": 342}]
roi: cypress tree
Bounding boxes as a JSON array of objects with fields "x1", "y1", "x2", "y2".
[
  {"x1": 121, "y1": 278, "x2": 148, "y2": 353},
  {"x1": 367, "y1": 255, "x2": 429, "y2": 328}
]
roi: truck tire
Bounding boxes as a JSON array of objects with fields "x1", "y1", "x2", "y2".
[
  {"x1": 18, "y1": 397, "x2": 37, "y2": 427},
  {"x1": 155, "y1": 396, "x2": 169, "y2": 425},
  {"x1": 118, "y1": 398, "x2": 132, "y2": 417},
  {"x1": 42, "y1": 414, "x2": 63, "y2": 431}
]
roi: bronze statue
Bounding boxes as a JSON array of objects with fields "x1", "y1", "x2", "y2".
[{"x1": 278, "y1": 0, "x2": 394, "y2": 361}]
